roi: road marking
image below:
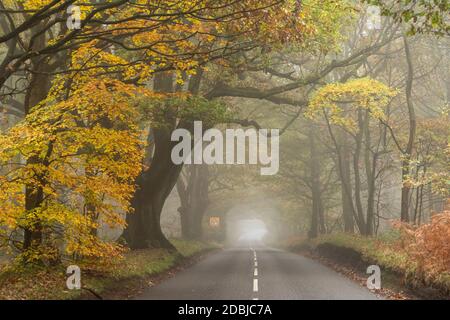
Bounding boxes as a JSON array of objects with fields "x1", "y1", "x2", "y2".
[
  {"x1": 253, "y1": 278, "x2": 258, "y2": 292},
  {"x1": 252, "y1": 250, "x2": 259, "y2": 299}
]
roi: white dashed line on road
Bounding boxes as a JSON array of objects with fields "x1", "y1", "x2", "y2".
[
  {"x1": 253, "y1": 278, "x2": 258, "y2": 292},
  {"x1": 252, "y1": 249, "x2": 259, "y2": 299}
]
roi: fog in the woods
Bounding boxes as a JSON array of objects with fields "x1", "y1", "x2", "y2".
[{"x1": 0, "y1": 0, "x2": 449, "y2": 300}]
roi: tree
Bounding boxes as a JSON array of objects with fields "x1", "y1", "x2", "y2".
[
  {"x1": 307, "y1": 78, "x2": 397, "y2": 235},
  {"x1": 1, "y1": 0, "x2": 322, "y2": 253},
  {"x1": 122, "y1": 0, "x2": 353, "y2": 249},
  {"x1": 366, "y1": 0, "x2": 450, "y2": 35},
  {"x1": 0, "y1": 78, "x2": 144, "y2": 263},
  {"x1": 201, "y1": 7, "x2": 401, "y2": 238}
]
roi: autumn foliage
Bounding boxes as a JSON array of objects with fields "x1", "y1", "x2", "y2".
[
  {"x1": 0, "y1": 78, "x2": 145, "y2": 263},
  {"x1": 394, "y1": 207, "x2": 450, "y2": 284},
  {"x1": 1, "y1": 0, "x2": 345, "y2": 265}
]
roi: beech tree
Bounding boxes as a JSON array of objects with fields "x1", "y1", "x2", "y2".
[
  {"x1": 1, "y1": 0, "x2": 352, "y2": 259},
  {"x1": 306, "y1": 78, "x2": 397, "y2": 235},
  {"x1": 1, "y1": 0, "x2": 447, "y2": 268}
]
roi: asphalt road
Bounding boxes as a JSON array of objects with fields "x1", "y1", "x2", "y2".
[{"x1": 136, "y1": 246, "x2": 379, "y2": 300}]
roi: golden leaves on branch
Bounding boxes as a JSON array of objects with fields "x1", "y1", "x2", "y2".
[
  {"x1": 0, "y1": 77, "x2": 146, "y2": 263},
  {"x1": 306, "y1": 78, "x2": 398, "y2": 132}
]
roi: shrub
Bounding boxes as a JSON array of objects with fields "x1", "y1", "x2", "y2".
[{"x1": 394, "y1": 210, "x2": 450, "y2": 284}]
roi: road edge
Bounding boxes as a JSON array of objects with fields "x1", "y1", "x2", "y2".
[{"x1": 79, "y1": 247, "x2": 221, "y2": 300}]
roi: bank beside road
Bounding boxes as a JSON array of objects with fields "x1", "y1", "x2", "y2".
[
  {"x1": 0, "y1": 239, "x2": 218, "y2": 300},
  {"x1": 284, "y1": 233, "x2": 450, "y2": 300}
]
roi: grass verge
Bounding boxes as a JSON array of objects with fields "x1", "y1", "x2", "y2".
[{"x1": 0, "y1": 239, "x2": 218, "y2": 300}]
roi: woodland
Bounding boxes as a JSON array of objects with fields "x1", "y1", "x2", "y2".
[{"x1": 0, "y1": 0, "x2": 449, "y2": 299}]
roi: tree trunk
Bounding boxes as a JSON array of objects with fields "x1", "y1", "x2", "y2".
[
  {"x1": 329, "y1": 121, "x2": 358, "y2": 234},
  {"x1": 400, "y1": 35, "x2": 416, "y2": 223},
  {"x1": 363, "y1": 110, "x2": 376, "y2": 236},
  {"x1": 341, "y1": 136, "x2": 355, "y2": 233},
  {"x1": 177, "y1": 164, "x2": 209, "y2": 240},
  {"x1": 22, "y1": 28, "x2": 53, "y2": 250},
  {"x1": 23, "y1": 179, "x2": 44, "y2": 250},
  {"x1": 124, "y1": 68, "x2": 205, "y2": 249},
  {"x1": 124, "y1": 126, "x2": 183, "y2": 249},
  {"x1": 308, "y1": 123, "x2": 324, "y2": 238},
  {"x1": 353, "y1": 109, "x2": 367, "y2": 234}
]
